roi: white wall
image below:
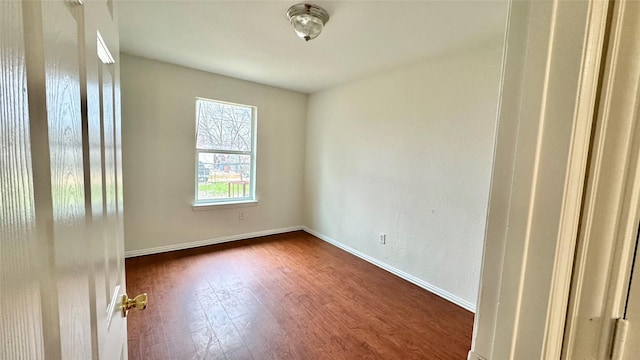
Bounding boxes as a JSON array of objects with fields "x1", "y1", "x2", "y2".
[
  {"x1": 120, "y1": 54, "x2": 308, "y2": 254},
  {"x1": 303, "y1": 42, "x2": 504, "y2": 308},
  {"x1": 121, "y1": 41, "x2": 505, "y2": 310}
]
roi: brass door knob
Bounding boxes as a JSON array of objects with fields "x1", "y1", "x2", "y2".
[{"x1": 122, "y1": 293, "x2": 148, "y2": 317}]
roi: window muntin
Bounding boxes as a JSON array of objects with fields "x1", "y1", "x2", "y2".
[{"x1": 195, "y1": 98, "x2": 256, "y2": 204}]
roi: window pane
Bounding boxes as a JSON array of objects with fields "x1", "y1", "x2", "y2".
[
  {"x1": 196, "y1": 99, "x2": 252, "y2": 151},
  {"x1": 197, "y1": 152, "x2": 252, "y2": 201}
]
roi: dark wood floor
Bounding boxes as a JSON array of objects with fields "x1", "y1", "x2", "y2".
[{"x1": 125, "y1": 231, "x2": 474, "y2": 360}]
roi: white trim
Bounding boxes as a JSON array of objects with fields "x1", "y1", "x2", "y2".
[
  {"x1": 471, "y1": 0, "x2": 609, "y2": 358},
  {"x1": 467, "y1": 350, "x2": 488, "y2": 360},
  {"x1": 540, "y1": 0, "x2": 610, "y2": 357},
  {"x1": 562, "y1": 2, "x2": 640, "y2": 358},
  {"x1": 192, "y1": 199, "x2": 258, "y2": 211},
  {"x1": 302, "y1": 226, "x2": 476, "y2": 313},
  {"x1": 124, "y1": 226, "x2": 302, "y2": 258},
  {"x1": 194, "y1": 97, "x2": 257, "y2": 205}
]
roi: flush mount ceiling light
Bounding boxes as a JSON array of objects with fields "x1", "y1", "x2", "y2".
[{"x1": 286, "y1": 3, "x2": 330, "y2": 42}]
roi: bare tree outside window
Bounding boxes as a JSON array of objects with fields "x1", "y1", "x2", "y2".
[{"x1": 195, "y1": 98, "x2": 256, "y2": 203}]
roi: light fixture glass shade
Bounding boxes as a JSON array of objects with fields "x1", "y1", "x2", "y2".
[
  {"x1": 287, "y1": 4, "x2": 329, "y2": 42},
  {"x1": 291, "y1": 14, "x2": 324, "y2": 41}
]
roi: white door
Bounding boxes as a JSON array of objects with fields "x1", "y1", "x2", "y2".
[{"x1": 0, "y1": 0, "x2": 132, "y2": 358}]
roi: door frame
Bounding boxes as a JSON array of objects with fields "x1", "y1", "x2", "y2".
[
  {"x1": 562, "y1": 1, "x2": 640, "y2": 358},
  {"x1": 469, "y1": 0, "x2": 610, "y2": 358}
]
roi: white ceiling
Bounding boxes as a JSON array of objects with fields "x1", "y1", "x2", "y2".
[{"x1": 118, "y1": 1, "x2": 507, "y2": 94}]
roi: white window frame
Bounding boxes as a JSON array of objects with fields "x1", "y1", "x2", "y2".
[{"x1": 193, "y1": 97, "x2": 257, "y2": 207}]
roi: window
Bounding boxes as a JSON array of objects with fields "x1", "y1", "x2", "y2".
[{"x1": 195, "y1": 98, "x2": 256, "y2": 204}]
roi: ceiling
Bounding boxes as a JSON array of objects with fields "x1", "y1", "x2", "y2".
[{"x1": 118, "y1": 1, "x2": 508, "y2": 94}]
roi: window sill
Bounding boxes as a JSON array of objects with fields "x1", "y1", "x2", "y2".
[{"x1": 192, "y1": 200, "x2": 258, "y2": 211}]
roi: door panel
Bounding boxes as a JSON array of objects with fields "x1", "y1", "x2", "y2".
[
  {"x1": 0, "y1": 1, "x2": 44, "y2": 358},
  {"x1": 42, "y1": 2, "x2": 93, "y2": 357},
  {"x1": 83, "y1": 1, "x2": 128, "y2": 358},
  {"x1": 102, "y1": 60, "x2": 118, "y2": 308}
]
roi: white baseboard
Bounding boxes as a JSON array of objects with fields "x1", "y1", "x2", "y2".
[
  {"x1": 302, "y1": 226, "x2": 476, "y2": 313},
  {"x1": 124, "y1": 226, "x2": 303, "y2": 258},
  {"x1": 468, "y1": 350, "x2": 488, "y2": 360},
  {"x1": 124, "y1": 225, "x2": 477, "y2": 313}
]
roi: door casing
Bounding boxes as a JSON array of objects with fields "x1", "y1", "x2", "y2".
[{"x1": 563, "y1": 1, "x2": 640, "y2": 358}]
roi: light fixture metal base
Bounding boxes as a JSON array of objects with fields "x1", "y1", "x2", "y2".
[
  {"x1": 286, "y1": 3, "x2": 330, "y2": 25},
  {"x1": 287, "y1": 3, "x2": 330, "y2": 41}
]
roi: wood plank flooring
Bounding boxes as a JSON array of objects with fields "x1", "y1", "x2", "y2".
[{"x1": 125, "y1": 231, "x2": 474, "y2": 360}]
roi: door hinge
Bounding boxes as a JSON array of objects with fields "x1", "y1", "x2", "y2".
[{"x1": 611, "y1": 318, "x2": 629, "y2": 359}]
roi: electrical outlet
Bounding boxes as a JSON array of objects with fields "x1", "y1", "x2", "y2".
[
  {"x1": 379, "y1": 233, "x2": 386, "y2": 244},
  {"x1": 238, "y1": 211, "x2": 246, "y2": 221}
]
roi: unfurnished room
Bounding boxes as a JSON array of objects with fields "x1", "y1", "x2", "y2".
[
  {"x1": 119, "y1": 1, "x2": 504, "y2": 358},
  {"x1": 4, "y1": 1, "x2": 640, "y2": 359}
]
